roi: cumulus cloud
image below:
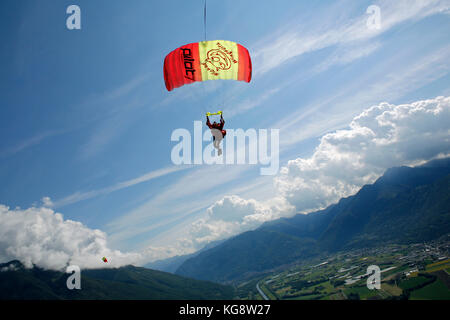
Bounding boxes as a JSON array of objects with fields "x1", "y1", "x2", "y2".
[
  {"x1": 188, "y1": 195, "x2": 294, "y2": 247},
  {"x1": 275, "y1": 96, "x2": 450, "y2": 212},
  {"x1": 0, "y1": 205, "x2": 143, "y2": 270},
  {"x1": 1, "y1": 262, "x2": 19, "y2": 272},
  {"x1": 189, "y1": 96, "x2": 450, "y2": 245},
  {"x1": 41, "y1": 196, "x2": 53, "y2": 208}
]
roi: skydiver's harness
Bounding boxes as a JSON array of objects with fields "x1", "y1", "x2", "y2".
[{"x1": 206, "y1": 111, "x2": 226, "y2": 141}]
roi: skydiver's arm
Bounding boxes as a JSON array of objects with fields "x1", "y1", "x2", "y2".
[{"x1": 206, "y1": 116, "x2": 212, "y2": 129}]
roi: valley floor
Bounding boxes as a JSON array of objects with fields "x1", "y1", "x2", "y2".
[{"x1": 236, "y1": 235, "x2": 450, "y2": 300}]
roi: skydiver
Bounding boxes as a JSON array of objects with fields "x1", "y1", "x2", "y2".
[{"x1": 206, "y1": 113, "x2": 227, "y2": 156}]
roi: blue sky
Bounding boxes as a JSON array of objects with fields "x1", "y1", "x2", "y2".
[{"x1": 1, "y1": 0, "x2": 450, "y2": 267}]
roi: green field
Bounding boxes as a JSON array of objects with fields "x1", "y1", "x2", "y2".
[
  {"x1": 242, "y1": 240, "x2": 450, "y2": 300},
  {"x1": 344, "y1": 285, "x2": 380, "y2": 300},
  {"x1": 288, "y1": 293, "x2": 324, "y2": 300},
  {"x1": 426, "y1": 260, "x2": 450, "y2": 273},
  {"x1": 398, "y1": 276, "x2": 430, "y2": 290},
  {"x1": 381, "y1": 283, "x2": 402, "y2": 296},
  {"x1": 409, "y1": 279, "x2": 450, "y2": 300},
  {"x1": 259, "y1": 284, "x2": 277, "y2": 300}
]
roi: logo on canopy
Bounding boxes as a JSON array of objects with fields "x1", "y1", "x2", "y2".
[{"x1": 201, "y1": 42, "x2": 238, "y2": 76}]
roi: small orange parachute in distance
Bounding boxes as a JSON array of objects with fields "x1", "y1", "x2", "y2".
[{"x1": 164, "y1": 40, "x2": 252, "y2": 91}]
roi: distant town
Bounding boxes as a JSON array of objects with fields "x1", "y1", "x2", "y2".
[{"x1": 237, "y1": 234, "x2": 450, "y2": 300}]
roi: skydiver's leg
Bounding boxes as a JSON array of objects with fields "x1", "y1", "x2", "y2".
[
  {"x1": 214, "y1": 139, "x2": 220, "y2": 149},
  {"x1": 211, "y1": 129, "x2": 222, "y2": 149},
  {"x1": 215, "y1": 136, "x2": 224, "y2": 156}
]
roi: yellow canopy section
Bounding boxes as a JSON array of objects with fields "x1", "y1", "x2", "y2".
[{"x1": 199, "y1": 40, "x2": 240, "y2": 81}]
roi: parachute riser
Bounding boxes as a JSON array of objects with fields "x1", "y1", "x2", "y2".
[{"x1": 206, "y1": 111, "x2": 222, "y2": 117}]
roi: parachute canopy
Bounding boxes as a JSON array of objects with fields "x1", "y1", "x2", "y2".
[{"x1": 164, "y1": 40, "x2": 252, "y2": 91}]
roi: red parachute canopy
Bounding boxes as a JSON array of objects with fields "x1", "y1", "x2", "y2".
[{"x1": 164, "y1": 40, "x2": 252, "y2": 91}]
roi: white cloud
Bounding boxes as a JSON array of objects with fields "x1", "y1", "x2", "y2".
[
  {"x1": 313, "y1": 41, "x2": 382, "y2": 74},
  {"x1": 276, "y1": 43, "x2": 450, "y2": 149},
  {"x1": 53, "y1": 165, "x2": 189, "y2": 208},
  {"x1": 0, "y1": 131, "x2": 59, "y2": 158},
  {"x1": 106, "y1": 165, "x2": 252, "y2": 248},
  {"x1": 0, "y1": 204, "x2": 144, "y2": 270},
  {"x1": 252, "y1": 0, "x2": 449, "y2": 76},
  {"x1": 226, "y1": 88, "x2": 281, "y2": 118},
  {"x1": 77, "y1": 74, "x2": 150, "y2": 160},
  {"x1": 41, "y1": 196, "x2": 54, "y2": 208},
  {"x1": 187, "y1": 195, "x2": 294, "y2": 248},
  {"x1": 1, "y1": 263, "x2": 19, "y2": 272},
  {"x1": 275, "y1": 96, "x2": 450, "y2": 212}
]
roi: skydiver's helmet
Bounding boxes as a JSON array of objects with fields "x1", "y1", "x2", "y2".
[{"x1": 213, "y1": 121, "x2": 217, "y2": 125}]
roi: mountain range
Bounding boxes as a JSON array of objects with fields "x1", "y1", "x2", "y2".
[
  {"x1": 175, "y1": 158, "x2": 450, "y2": 283},
  {"x1": 0, "y1": 260, "x2": 233, "y2": 300},
  {"x1": 144, "y1": 239, "x2": 225, "y2": 273}
]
